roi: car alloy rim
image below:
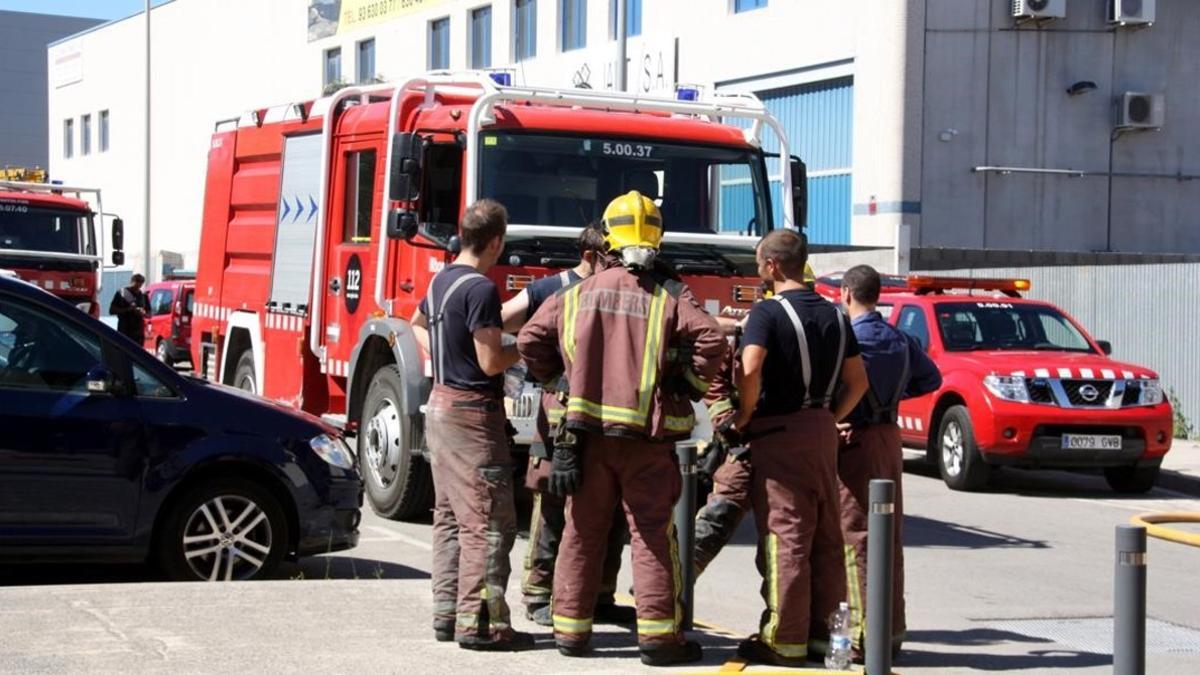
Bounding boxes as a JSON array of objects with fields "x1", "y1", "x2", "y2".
[
  {"x1": 182, "y1": 495, "x2": 273, "y2": 581},
  {"x1": 364, "y1": 397, "x2": 401, "y2": 489},
  {"x1": 156, "y1": 341, "x2": 168, "y2": 361},
  {"x1": 942, "y1": 421, "x2": 964, "y2": 477},
  {"x1": 238, "y1": 372, "x2": 256, "y2": 394}
]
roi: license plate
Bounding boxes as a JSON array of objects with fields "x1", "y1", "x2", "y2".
[{"x1": 1061, "y1": 434, "x2": 1123, "y2": 450}]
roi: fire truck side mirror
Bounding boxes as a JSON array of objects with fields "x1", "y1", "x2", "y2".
[
  {"x1": 389, "y1": 133, "x2": 423, "y2": 201},
  {"x1": 386, "y1": 209, "x2": 419, "y2": 241},
  {"x1": 112, "y1": 217, "x2": 125, "y2": 252},
  {"x1": 112, "y1": 251, "x2": 125, "y2": 266},
  {"x1": 789, "y1": 156, "x2": 808, "y2": 231}
]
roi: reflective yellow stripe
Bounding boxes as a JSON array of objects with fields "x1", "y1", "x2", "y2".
[
  {"x1": 665, "y1": 414, "x2": 695, "y2": 432},
  {"x1": 636, "y1": 618, "x2": 677, "y2": 636},
  {"x1": 844, "y1": 544, "x2": 864, "y2": 648},
  {"x1": 763, "y1": 533, "x2": 780, "y2": 646},
  {"x1": 562, "y1": 284, "x2": 580, "y2": 362},
  {"x1": 773, "y1": 641, "x2": 809, "y2": 658},
  {"x1": 457, "y1": 612, "x2": 478, "y2": 629},
  {"x1": 521, "y1": 492, "x2": 544, "y2": 596},
  {"x1": 547, "y1": 408, "x2": 565, "y2": 424},
  {"x1": 567, "y1": 397, "x2": 643, "y2": 423},
  {"x1": 706, "y1": 397, "x2": 733, "y2": 418},
  {"x1": 684, "y1": 368, "x2": 710, "y2": 394},
  {"x1": 553, "y1": 614, "x2": 593, "y2": 634},
  {"x1": 668, "y1": 518, "x2": 683, "y2": 633},
  {"x1": 636, "y1": 286, "x2": 667, "y2": 422}
]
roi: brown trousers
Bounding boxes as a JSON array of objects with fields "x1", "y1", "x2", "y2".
[
  {"x1": 838, "y1": 422, "x2": 906, "y2": 649},
  {"x1": 553, "y1": 434, "x2": 684, "y2": 648},
  {"x1": 426, "y1": 385, "x2": 518, "y2": 641},
  {"x1": 522, "y1": 456, "x2": 626, "y2": 607},
  {"x1": 694, "y1": 455, "x2": 753, "y2": 575},
  {"x1": 749, "y1": 408, "x2": 846, "y2": 661}
]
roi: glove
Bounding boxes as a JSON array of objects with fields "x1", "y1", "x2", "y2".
[
  {"x1": 548, "y1": 442, "x2": 583, "y2": 497},
  {"x1": 697, "y1": 435, "x2": 728, "y2": 478}
]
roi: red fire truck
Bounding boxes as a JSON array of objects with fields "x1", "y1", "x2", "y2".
[
  {"x1": 0, "y1": 177, "x2": 125, "y2": 317},
  {"x1": 192, "y1": 71, "x2": 805, "y2": 519}
]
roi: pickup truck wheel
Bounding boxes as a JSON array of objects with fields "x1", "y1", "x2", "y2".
[
  {"x1": 937, "y1": 405, "x2": 990, "y2": 491},
  {"x1": 1104, "y1": 465, "x2": 1159, "y2": 494},
  {"x1": 358, "y1": 365, "x2": 433, "y2": 520},
  {"x1": 233, "y1": 350, "x2": 256, "y2": 394}
]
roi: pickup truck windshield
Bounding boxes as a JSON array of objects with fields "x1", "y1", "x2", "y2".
[
  {"x1": 479, "y1": 132, "x2": 772, "y2": 237},
  {"x1": 0, "y1": 203, "x2": 89, "y2": 256},
  {"x1": 935, "y1": 302, "x2": 1094, "y2": 353}
]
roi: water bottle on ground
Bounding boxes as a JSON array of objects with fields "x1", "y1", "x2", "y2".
[{"x1": 826, "y1": 601, "x2": 852, "y2": 670}]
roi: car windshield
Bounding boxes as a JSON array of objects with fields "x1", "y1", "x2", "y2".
[
  {"x1": 0, "y1": 203, "x2": 90, "y2": 255},
  {"x1": 479, "y1": 132, "x2": 772, "y2": 236},
  {"x1": 935, "y1": 301, "x2": 1094, "y2": 353}
]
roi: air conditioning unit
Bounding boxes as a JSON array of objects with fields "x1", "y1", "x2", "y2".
[
  {"x1": 1012, "y1": 0, "x2": 1066, "y2": 20},
  {"x1": 1117, "y1": 92, "x2": 1164, "y2": 129},
  {"x1": 1110, "y1": 0, "x2": 1155, "y2": 26}
]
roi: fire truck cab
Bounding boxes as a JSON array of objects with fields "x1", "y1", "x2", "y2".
[
  {"x1": 0, "y1": 178, "x2": 125, "y2": 317},
  {"x1": 192, "y1": 71, "x2": 805, "y2": 519}
]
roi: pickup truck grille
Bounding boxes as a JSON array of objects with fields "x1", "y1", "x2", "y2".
[
  {"x1": 1062, "y1": 379, "x2": 1114, "y2": 407},
  {"x1": 1024, "y1": 378, "x2": 1144, "y2": 409}
]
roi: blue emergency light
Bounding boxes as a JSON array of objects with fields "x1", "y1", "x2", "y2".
[
  {"x1": 676, "y1": 87, "x2": 699, "y2": 101},
  {"x1": 489, "y1": 72, "x2": 513, "y2": 87}
]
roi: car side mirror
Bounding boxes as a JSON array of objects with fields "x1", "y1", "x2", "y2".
[
  {"x1": 112, "y1": 217, "x2": 124, "y2": 252},
  {"x1": 1097, "y1": 339, "x2": 1113, "y2": 356},
  {"x1": 789, "y1": 156, "x2": 808, "y2": 230},
  {"x1": 86, "y1": 365, "x2": 116, "y2": 395},
  {"x1": 389, "y1": 133, "x2": 423, "y2": 201}
]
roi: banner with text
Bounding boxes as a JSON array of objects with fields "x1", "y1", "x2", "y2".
[{"x1": 308, "y1": 0, "x2": 453, "y2": 41}]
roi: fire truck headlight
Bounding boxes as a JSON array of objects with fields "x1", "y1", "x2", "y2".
[
  {"x1": 1140, "y1": 379, "x2": 1164, "y2": 405},
  {"x1": 983, "y1": 374, "x2": 1031, "y2": 403},
  {"x1": 309, "y1": 434, "x2": 355, "y2": 470}
]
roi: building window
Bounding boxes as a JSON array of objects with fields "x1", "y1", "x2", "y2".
[
  {"x1": 561, "y1": 0, "x2": 586, "y2": 51},
  {"x1": 324, "y1": 47, "x2": 342, "y2": 87},
  {"x1": 734, "y1": 0, "x2": 767, "y2": 13},
  {"x1": 428, "y1": 17, "x2": 450, "y2": 70},
  {"x1": 81, "y1": 114, "x2": 92, "y2": 156},
  {"x1": 344, "y1": 150, "x2": 377, "y2": 243},
  {"x1": 610, "y1": 0, "x2": 641, "y2": 38},
  {"x1": 470, "y1": 6, "x2": 492, "y2": 69},
  {"x1": 514, "y1": 0, "x2": 537, "y2": 61},
  {"x1": 357, "y1": 38, "x2": 375, "y2": 83},
  {"x1": 99, "y1": 110, "x2": 110, "y2": 152},
  {"x1": 63, "y1": 119, "x2": 73, "y2": 159}
]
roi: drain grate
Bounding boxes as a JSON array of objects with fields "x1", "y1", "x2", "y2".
[{"x1": 986, "y1": 617, "x2": 1200, "y2": 655}]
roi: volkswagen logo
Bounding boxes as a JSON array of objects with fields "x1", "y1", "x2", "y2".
[{"x1": 1079, "y1": 384, "x2": 1101, "y2": 402}]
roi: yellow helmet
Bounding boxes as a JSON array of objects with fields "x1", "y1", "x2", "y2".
[{"x1": 602, "y1": 191, "x2": 663, "y2": 254}]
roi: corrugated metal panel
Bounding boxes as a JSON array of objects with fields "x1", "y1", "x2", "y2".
[
  {"x1": 807, "y1": 174, "x2": 852, "y2": 245},
  {"x1": 918, "y1": 263, "x2": 1200, "y2": 438},
  {"x1": 720, "y1": 183, "x2": 756, "y2": 235}
]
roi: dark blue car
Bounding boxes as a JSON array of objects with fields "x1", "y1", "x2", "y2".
[{"x1": 0, "y1": 274, "x2": 361, "y2": 580}]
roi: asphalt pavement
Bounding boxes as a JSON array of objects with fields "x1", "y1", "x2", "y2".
[{"x1": 2, "y1": 444, "x2": 1199, "y2": 673}]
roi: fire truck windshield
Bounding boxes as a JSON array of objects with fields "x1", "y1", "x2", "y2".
[
  {"x1": 935, "y1": 302, "x2": 1095, "y2": 354},
  {"x1": 0, "y1": 203, "x2": 92, "y2": 256},
  {"x1": 479, "y1": 132, "x2": 772, "y2": 236}
]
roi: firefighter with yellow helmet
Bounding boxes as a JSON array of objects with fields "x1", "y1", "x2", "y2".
[{"x1": 517, "y1": 191, "x2": 726, "y2": 666}]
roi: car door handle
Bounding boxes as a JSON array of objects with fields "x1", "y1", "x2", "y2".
[{"x1": 329, "y1": 277, "x2": 341, "y2": 295}]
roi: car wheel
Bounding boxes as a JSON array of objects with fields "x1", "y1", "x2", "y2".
[
  {"x1": 155, "y1": 339, "x2": 173, "y2": 366},
  {"x1": 233, "y1": 350, "x2": 256, "y2": 394},
  {"x1": 358, "y1": 364, "x2": 433, "y2": 520},
  {"x1": 1104, "y1": 465, "x2": 1159, "y2": 494},
  {"x1": 158, "y1": 477, "x2": 288, "y2": 581},
  {"x1": 937, "y1": 405, "x2": 990, "y2": 491}
]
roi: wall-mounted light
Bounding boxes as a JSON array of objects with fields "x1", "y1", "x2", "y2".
[{"x1": 1067, "y1": 81, "x2": 1098, "y2": 96}]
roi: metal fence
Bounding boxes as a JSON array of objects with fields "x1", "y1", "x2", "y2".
[{"x1": 915, "y1": 263, "x2": 1200, "y2": 437}]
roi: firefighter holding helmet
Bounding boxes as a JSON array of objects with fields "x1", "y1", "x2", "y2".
[{"x1": 517, "y1": 191, "x2": 726, "y2": 666}]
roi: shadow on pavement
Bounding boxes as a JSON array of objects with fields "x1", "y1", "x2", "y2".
[
  {"x1": 0, "y1": 556, "x2": 428, "y2": 586},
  {"x1": 281, "y1": 556, "x2": 430, "y2": 581},
  {"x1": 901, "y1": 629, "x2": 1110, "y2": 670},
  {"x1": 905, "y1": 455, "x2": 1198, "y2": 500},
  {"x1": 904, "y1": 515, "x2": 1049, "y2": 550}
]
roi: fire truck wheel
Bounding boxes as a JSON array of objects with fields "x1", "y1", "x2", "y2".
[
  {"x1": 937, "y1": 405, "x2": 990, "y2": 491},
  {"x1": 156, "y1": 339, "x2": 172, "y2": 366},
  {"x1": 157, "y1": 477, "x2": 288, "y2": 581},
  {"x1": 359, "y1": 365, "x2": 433, "y2": 520},
  {"x1": 1103, "y1": 465, "x2": 1159, "y2": 494},
  {"x1": 233, "y1": 350, "x2": 257, "y2": 394}
]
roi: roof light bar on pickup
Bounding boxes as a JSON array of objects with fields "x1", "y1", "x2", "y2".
[{"x1": 907, "y1": 275, "x2": 1031, "y2": 296}]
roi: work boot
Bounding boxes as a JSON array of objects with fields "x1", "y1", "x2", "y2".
[
  {"x1": 594, "y1": 602, "x2": 637, "y2": 625},
  {"x1": 458, "y1": 631, "x2": 537, "y2": 652},
  {"x1": 640, "y1": 640, "x2": 703, "y2": 667},
  {"x1": 526, "y1": 603, "x2": 554, "y2": 627},
  {"x1": 433, "y1": 619, "x2": 454, "y2": 643},
  {"x1": 556, "y1": 641, "x2": 592, "y2": 657},
  {"x1": 737, "y1": 636, "x2": 807, "y2": 668}
]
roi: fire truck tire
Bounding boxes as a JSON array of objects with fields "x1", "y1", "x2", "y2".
[
  {"x1": 937, "y1": 405, "x2": 990, "y2": 491},
  {"x1": 157, "y1": 477, "x2": 288, "y2": 581},
  {"x1": 1103, "y1": 465, "x2": 1159, "y2": 494},
  {"x1": 359, "y1": 365, "x2": 433, "y2": 520},
  {"x1": 233, "y1": 350, "x2": 257, "y2": 394}
]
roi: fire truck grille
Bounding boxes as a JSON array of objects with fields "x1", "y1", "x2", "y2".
[{"x1": 1062, "y1": 380, "x2": 1114, "y2": 407}]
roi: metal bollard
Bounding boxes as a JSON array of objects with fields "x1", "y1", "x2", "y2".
[
  {"x1": 673, "y1": 441, "x2": 698, "y2": 631},
  {"x1": 866, "y1": 479, "x2": 895, "y2": 675},
  {"x1": 1114, "y1": 525, "x2": 1147, "y2": 675}
]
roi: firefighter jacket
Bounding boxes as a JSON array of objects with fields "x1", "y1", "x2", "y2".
[
  {"x1": 702, "y1": 340, "x2": 737, "y2": 429},
  {"x1": 517, "y1": 264, "x2": 725, "y2": 442}
]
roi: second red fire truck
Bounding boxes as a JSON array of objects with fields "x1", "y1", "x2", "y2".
[{"x1": 192, "y1": 71, "x2": 805, "y2": 519}]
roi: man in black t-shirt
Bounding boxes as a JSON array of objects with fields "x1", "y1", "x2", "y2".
[
  {"x1": 411, "y1": 199, "x2": 532, "y2": 652},
  {"x1": 109, "y1": 274, "x2": 149, "y2": 343},
  {"x1": 732, "y1": 230, "x2": 869, "y2": 667}
]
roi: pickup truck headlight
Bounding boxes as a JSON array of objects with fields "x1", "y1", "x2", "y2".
[
  {"x1": 1140, "y1": 379, "x2": 1164, "y2": 405},
  {"x1": 310, "y1": 434, "x2": 355, "y2": 470},
  {"x1": 983, "y1": 374, "x2": 1030, "y2": 403}
]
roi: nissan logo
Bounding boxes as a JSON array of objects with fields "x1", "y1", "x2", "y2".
[{"x1": 1079, "y1": 384, "x2": 1101, "y2": 402}]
